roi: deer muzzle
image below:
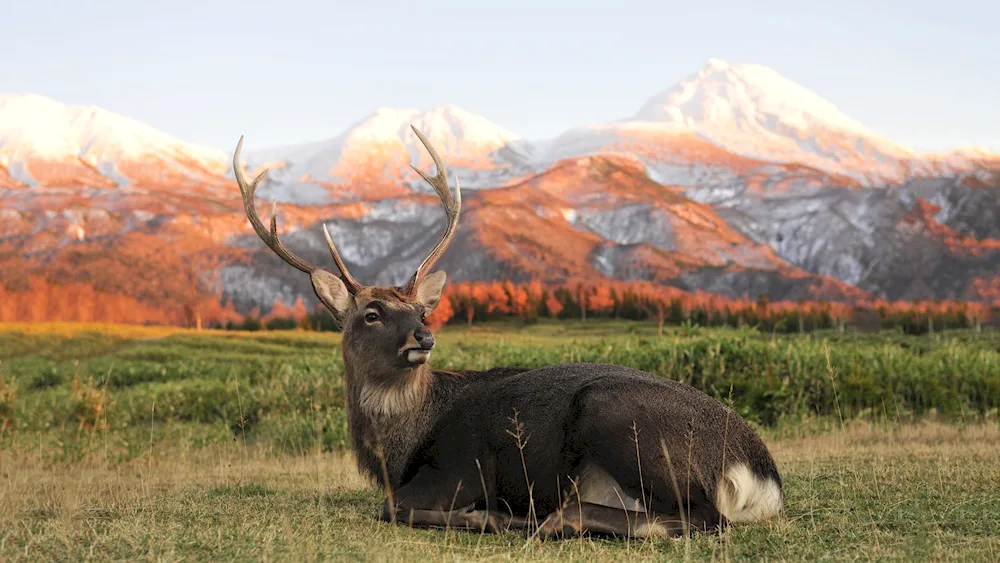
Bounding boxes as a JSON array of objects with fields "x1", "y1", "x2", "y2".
[{"x1": 399, "y1": 327, "x2": 435, "y2": 365}]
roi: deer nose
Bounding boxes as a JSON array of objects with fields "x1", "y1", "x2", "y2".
[{"x1": 413, "y1": 328, "x2": 435, "y2": 350}]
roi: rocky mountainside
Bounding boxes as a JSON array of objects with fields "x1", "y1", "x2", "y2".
[{"x1": 2, "y1": 60, "x2": 998, "y2": 313}]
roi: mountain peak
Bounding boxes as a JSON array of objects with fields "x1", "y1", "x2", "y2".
[
  {"x1": 341, "y1": 104, "x2": 519, "y2": 145},
  {"x1": 0, "y1": 94, "x2": 78, "y2": 161},
  {"x1": 704, "y1": 57, "x2": 730, "y2": 69},
  {"x1": 632, "y1": 59, "x2": 874, "y2": 137},
  {"x1": 0, "y1": 92, "x2": 228, "y2": 186},
  {"x1": 619, "y1": 59, "x2": 920, "y2": 179}
]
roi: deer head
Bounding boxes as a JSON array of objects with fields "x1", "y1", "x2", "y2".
[{"x1": 233, "y1": 126, "x2": 461, "y2": 381}]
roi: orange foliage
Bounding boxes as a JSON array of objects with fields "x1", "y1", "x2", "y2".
[
  {"x1": 426, "y1": 294, "x2": 455, "y2": 330},
  {"x1": 588, "y1": 285, "x2": 615, "y2": 316},
  {"x1": 290, "y1": 297, "x2": 309, "y2": 322},
  {"x1": 446, "y1": 283, "x2": 478, "y2": 326},
  {"x1": 503, "y1": 281, "x2": 530, "y2": 319},
  {"x1": 3, "y1": 268, "x2": 996, "y2": 334},
  {"x1": 0, "y1": 277, "x2": 180, "y2": 325},
  {"x1": 265, "y1": 299, "x2": 293, "y2": 322},
  {"x1": 485, "y1": 282, "x2": 510, "y2": 315},
  {"x1": 545, "y1": 294, "x2": 564, "y2": 318}
]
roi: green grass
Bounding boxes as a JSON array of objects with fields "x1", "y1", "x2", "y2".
[{"x1": 1, "y1": 321, "x2": 999, "y2": 561}]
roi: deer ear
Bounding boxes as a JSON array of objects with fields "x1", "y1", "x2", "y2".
[
  {"x1": 311, "y1": 269, "x2": 353, "y2": 322},
  {"x1": 415, "y1": 270, "x2": 447, "y2": 313}
]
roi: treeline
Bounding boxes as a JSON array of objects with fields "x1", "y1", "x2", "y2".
[
  {"x1": 2, "y1": 278, "x2": 996, "y2": 335},
  {"x1": 226, "y1": 280, "x2": 997, "y2": 335},
  {"x1": 0, "y1": 277, "x2": 240, "y2": 328}
]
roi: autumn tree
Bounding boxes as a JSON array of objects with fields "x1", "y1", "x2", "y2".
[
  {"x1": 545, "y1": 294, "x2": 564, "y2": 319},
  {"x1": 575, "y1": 282, "x2": 589, "y2": 321},
  {"x1": 635, "y1": 285, "x2": 671, "y2": 338},
  {"x1": 965, "y1": 302, "x2": 989, "y2": 333},
  {"x1": 523, "y1": 280, "x2": 546, "y2": 322},
  {"x1": 0, "y1": 285, "x2": 11, "y2": 322},
  {"x1": 504, "y1": 280, "x2": 530, "y2": 320},
  {"x1": 485, "y1": 281, "x2": 511, "y2": 318},
  {"x1": 446, "y1": 283, "x2": 476, "y2": 326},
  {"x1": 38, "y1": 228, "x2": 238, "y2": 329},
  {"x1": 588, "y1": 285, "x2": 615, "y2": 319},
  {"x1": 828, "y1": 302, "x2": 851, "y2": 334},
  {"x1": 427, "y1": 294, "x2": 455, "y2": 330},
  {"x1": 267, "y1": 299, "x2": 292, "y2": 322}
]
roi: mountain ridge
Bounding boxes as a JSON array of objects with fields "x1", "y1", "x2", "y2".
[
  {"x1": 2, "y1": 60, "x2": 999, "y2": 313},
  {"x1": 3, "y1": 59, "x2": 998, "y2": 195}
]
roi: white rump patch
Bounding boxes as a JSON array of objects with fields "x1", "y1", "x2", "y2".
[{"x1": 715, "y1": 463, "x2": 783, "y2": 523}]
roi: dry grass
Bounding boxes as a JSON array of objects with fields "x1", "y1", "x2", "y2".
[
  {"x1": 0, "y1": 322, "x2": 195, "y2": 339},
  {"x1": 2, "y1": 422, "x2": 998, "y2": 562},
  {"x1": 2, "y1": 323, "x2": 999, "y2": 561}
]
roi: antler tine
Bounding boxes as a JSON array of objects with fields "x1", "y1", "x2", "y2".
[
  {"x1": 322, "y1": 223, "x2": 363, "y2": 293},
  {"x1": 403, "y1": 126, "x2": 462, "y2": 295},
  {"x1": 232, "y1": 137, "x2": 331, "y2": 276},
  {"x1": 234, "y1": 136, "x2": 364, "y2": 292}
]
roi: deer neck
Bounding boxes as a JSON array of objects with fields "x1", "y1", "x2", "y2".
[
  {"x1": 350, "y1": 363, "x2": 434, "y2": 420},
  {"x1": 342, "y1": 359, "x2": 436, "y2": 486}
]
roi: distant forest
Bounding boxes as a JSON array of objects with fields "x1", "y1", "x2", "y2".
[{"x1": 2, "y1": 277, "x2": 996, "y2": 335}]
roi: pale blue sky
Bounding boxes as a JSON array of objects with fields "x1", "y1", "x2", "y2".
[{"x1": 3, "y1": 0, "x2": 997, "y2": 152}]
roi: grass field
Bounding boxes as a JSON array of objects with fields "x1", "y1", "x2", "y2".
[{"x1": 1, "y1": 321, "x2": 999, "y2": 561}]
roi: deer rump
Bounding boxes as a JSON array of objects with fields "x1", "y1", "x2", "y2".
[{"x1": 389, "y1": 362, "x2": 783, "y2": 536}]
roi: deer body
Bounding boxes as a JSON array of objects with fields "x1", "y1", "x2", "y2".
[
  {"x1": 232, "y1": 128, "x2": 783, "y2": 539},
  {"x1": 350, "y1": 361, "x2": 782, "y2": 536}
]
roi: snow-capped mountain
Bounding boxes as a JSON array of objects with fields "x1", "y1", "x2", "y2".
[
  {"x1": 630, "y1": 58, "x2": 916, "y2": 180},
  {"x1": 0, "y1": 94, "x2": 229, "y2": 189},
  {"x1": 534, "y1": 59, "x2": 1000, "y2": 187},
  {"x1": 4, "y1": 60, "x2": 996, "y2": 196},
  {"x1": 3, "y1": 59, "x2": 999, "y2": 312},
  {"x1": 534, "y1": 59, "x2": 989, "y2": 185},
  {"x1": 236, "y1": 104, "x2": 535, "y2": 204}
]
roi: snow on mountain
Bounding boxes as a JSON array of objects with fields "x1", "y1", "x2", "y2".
[
  {"x1": 6, "y1": 60, "x2": 1000, "y2": 308},
  {"x1": 0, "y1": 94, "x2": 229, "y2": 188},
  {"x1": 535, "y1": 122, "x2": 756, "y2": 189},
  {"x1": 526, "y1": 59, "x2": 915, "y2": 184},
  {"x1": 629, "y1": 59, "x2": 920, "y2": 181},
  {"x1": 0, "y1": 94, "x2": 83, "y2": 186},
  {"x1": 5, "y1": 59, "x2": 996, "y2": 197},
  {"x1": 68, "y1": 104, "x2": 229, "y2": 183},
  {"x1": 635, "y1": 58, "x2": 877, "y2": 137},
  {"x1": 237, "y1": 104, "x2": 534, "y2": 204},
  {"x1": 519, "y1": 59, "x2": 1000, "y2": 186}
]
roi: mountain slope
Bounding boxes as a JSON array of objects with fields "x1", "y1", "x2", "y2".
[
  {"x1": 707, "y1": 169, "x2": 1000, "y2": 301},
  {"x1": 0, "y1": 94, "x2": 230, "y2": 189},
  {"x1": 2, "y1": 151, "x2": 868, "y2": 313},
  {"x1": 3, "y1": 60, "x2": 1000, "y2": 312},
  {"x1": 605, "y1": 59, "x2": 914, "y2": 182},
  {"x1": 533, "y1": 59, "x2": 995, "y2": 185},
  {"x1": 237, "y1": 104, "x2": 534, "y2": 205}
]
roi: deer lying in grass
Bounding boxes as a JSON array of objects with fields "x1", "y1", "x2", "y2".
[{"x1": 232, "y1": 128, "x2": 783, "y2": 540}]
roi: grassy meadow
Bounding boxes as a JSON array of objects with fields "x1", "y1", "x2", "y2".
[{"x1": 1, "y1": 320, "x2": 999, "y2": 561}]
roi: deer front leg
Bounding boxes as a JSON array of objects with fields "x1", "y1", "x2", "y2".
[
  {"x1": 381, "y1": 500, "x2": 527, "y2": 534},
  {"x1": 379, "y1": 458, "x2": 529, "y2": 534}
]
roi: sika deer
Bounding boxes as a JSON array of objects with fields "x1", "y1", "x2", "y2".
[{"x1": 232, "y1": 127, "x2": 783, "y2": 539}]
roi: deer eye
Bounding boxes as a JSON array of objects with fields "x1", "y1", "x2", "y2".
[{"x1": 364, "y1": 311, "x2": 380, "y2": 324}]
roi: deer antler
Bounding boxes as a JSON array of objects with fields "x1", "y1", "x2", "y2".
[
  {"x1": 233, "y1": 136, "x2": 363, "y2": 293},
  {"x1": 402, "y1": 126, "x2": 462, "y2": 296}
]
